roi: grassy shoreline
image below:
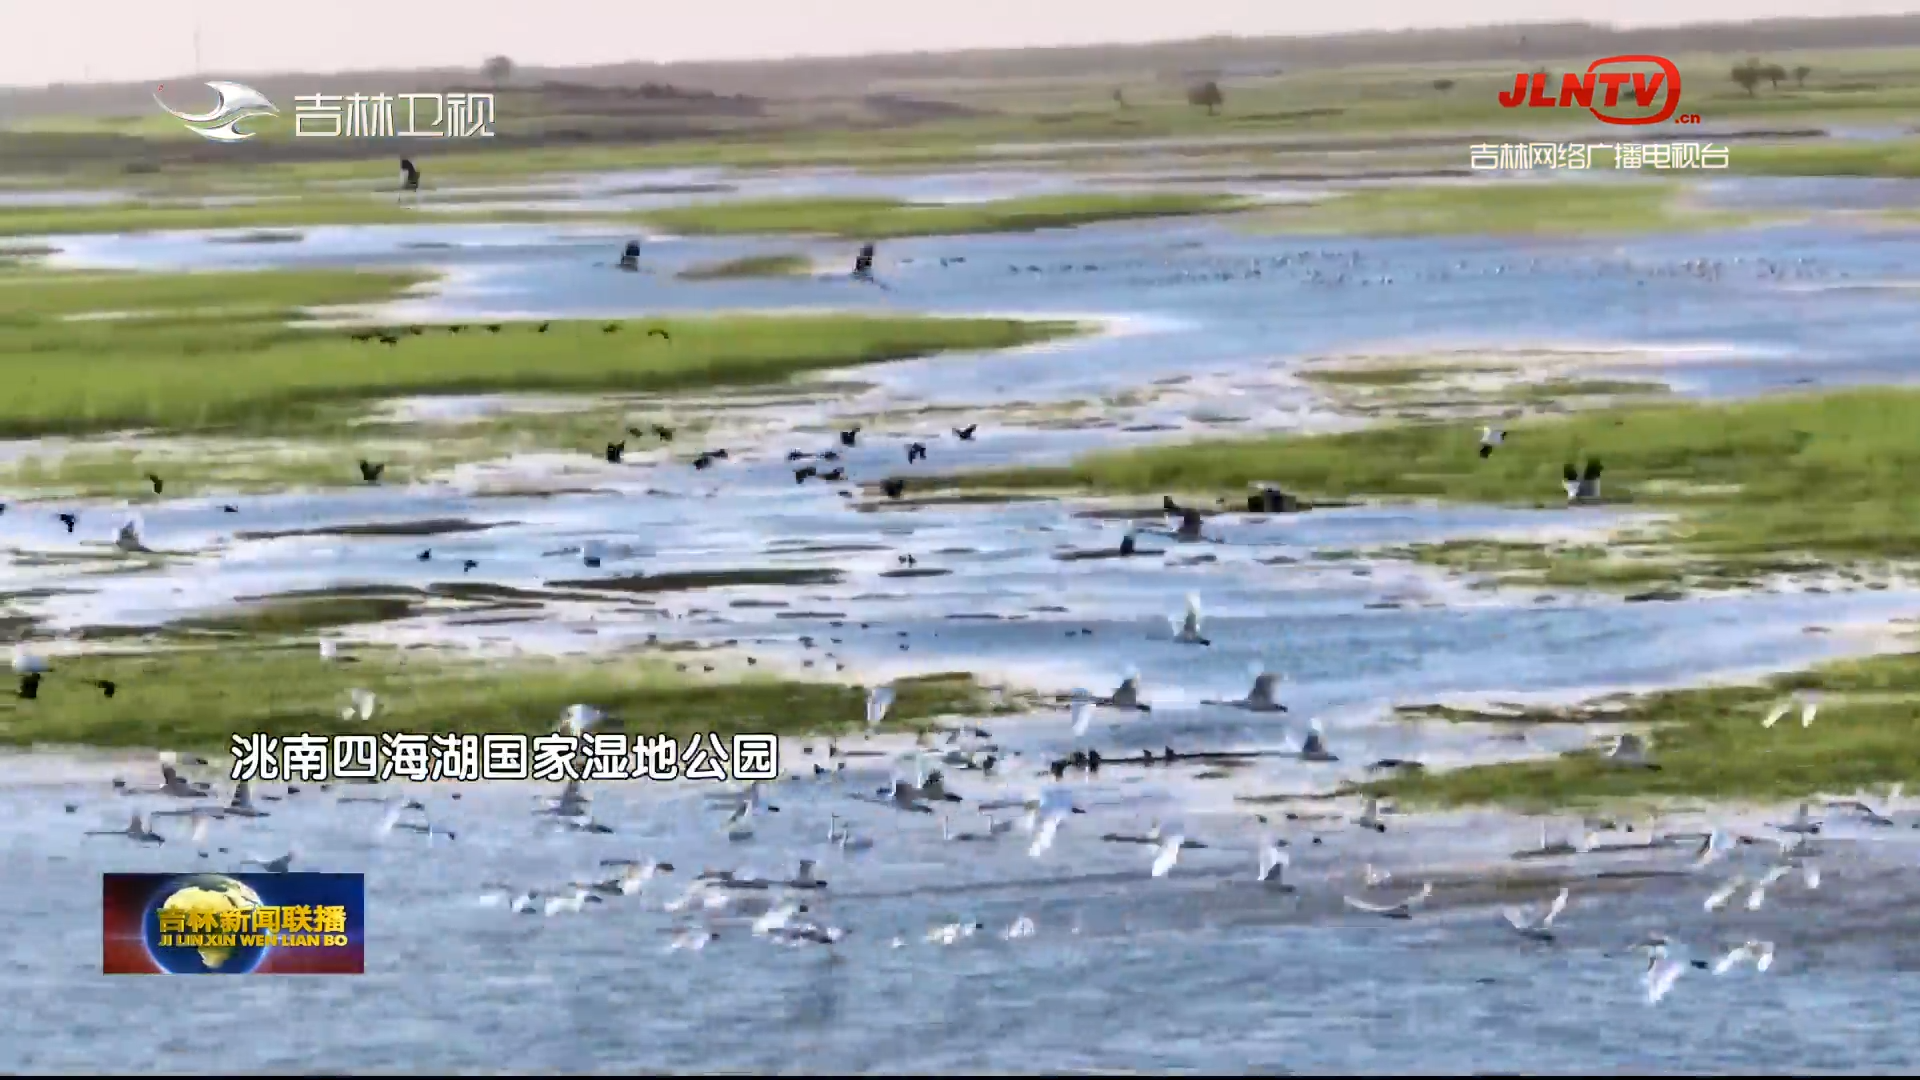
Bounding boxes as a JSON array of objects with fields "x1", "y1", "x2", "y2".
[
  {"x1": 640, "y1": 192, "x2": 1250, "y2": 238},
  {"x1": 0, "y1": 268, "x2": 1077, "y2": 439},
  {"x1": 940, "y1": 387, "x2": 1920, "y2": 587},
  {"x1": 0, "y1": 192, "x2": 1249, "y2": 240},
  {"x1": 1365, "y1": 645, "x2": 1920, "y2": 808}
]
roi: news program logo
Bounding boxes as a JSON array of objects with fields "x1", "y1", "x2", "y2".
[
  {"x1": 101, "y1": 871, "x2": 364, "y2": 974},
  {"x1": 152, "y1": 80, "x2": 279, "y2": 142}
]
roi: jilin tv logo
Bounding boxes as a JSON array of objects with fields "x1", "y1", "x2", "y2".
[
  {"x1": 1498, "y1": 55, "x2": 1694, "y2": 126},
  {"x1": 153, "y1": 80, "x2": 279, "y2": 142}
]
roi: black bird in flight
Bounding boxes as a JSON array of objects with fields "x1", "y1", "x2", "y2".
[
  {"x1": 57, "y1": 513, "x2": 77, "y2": 533},
  {"x1": 839, "y1": 427, "x2": 860, "y2": 448},
  {"x1": 95, "y1": 679, "x2": 116, "y2": 698},
  {"x1": 147, "y1": 473, "x2": 164, "y2": 494},
  {"x1": 647, "y1": 327, "x2": 671, "y2": 342},
  {"x1": 651, "y1": 424, "x2": 675, "y2": 441},
  {"x1": 18, "y1": 672, "x2": 41, "y2": 699},
  {"x1": 906, "y1": 442, "x2": 927, "y2": 463},
  {"x1": 358, "y1": 460, "x2": 386, "y2": 483},
  {"x1": 606, "y1": 442, "x2": 625, "y2": 464},
  {"x1": 881, "y1": 477, "x2": 906, "y2": 499},
  {"x1": 399, "y1": 158, "x2": 421, "y2": 194},
  {"x1": 953, "y1": 425, "x2": 977, "y2": 441}
]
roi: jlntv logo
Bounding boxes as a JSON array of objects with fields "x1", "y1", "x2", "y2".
[{"x1": 1498, "y1": 55, "x2": 1693, "y2": 126}]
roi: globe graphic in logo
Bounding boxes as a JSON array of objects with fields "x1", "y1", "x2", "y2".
[{"x1": 142, "y1": 874, "x2": 270, "y2": 975}]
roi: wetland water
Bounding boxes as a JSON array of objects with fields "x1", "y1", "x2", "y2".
[{"x1": 9, "y1": 173, "x2": 1920, "y2": 1073}]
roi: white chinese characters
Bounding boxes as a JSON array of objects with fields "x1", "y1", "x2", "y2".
[
  {"x1": 1468, "y1": 141, "x2": 1730, "y2": 171},
  {"x1": 227, "y1": 730, "x2": 777, "y2": 783},
  {"x1": 293, "y1": 92, "x2": 495, "y2": 138}
]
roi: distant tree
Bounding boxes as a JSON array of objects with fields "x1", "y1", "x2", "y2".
[
  {"x1": 1432, "y1": 78, "x2": 1456, "y2": 93},
  {"x1": 1187, "y1": 80, "x2": 1225, "y2": 116},
  {"x1": 1792, "y1": 64, "x2": 1812, "y2": 87},
  {"x1": 1761, "y1": 62, "x2": 1788, "y2": 89},
  {"x1": 1731, "y1": 60, "x2": 1762, "y2": 97},
  {"x1": 482, "y1": 55, "x2": 514, "y2": 85}
]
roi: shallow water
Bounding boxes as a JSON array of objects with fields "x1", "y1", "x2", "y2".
[
  {"x1": 12, "y1": 755, "x2": 1920, "y2": 1073},
  {"x1": 11, "y1": 173, "x2": 1920, "y2": 1073}
]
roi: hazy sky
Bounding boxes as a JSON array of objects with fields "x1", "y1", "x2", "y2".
[{"x1": 10, "y1": 1, "x2": 1919, "y2": 87}]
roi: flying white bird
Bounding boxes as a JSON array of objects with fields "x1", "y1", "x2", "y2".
[
  {"x1": 1150, "y1": 831, "x2": 1185, "y2": 878},
  {"x1": 1762, "y1": 692, "x2": 1821, "y2": 729},
  {"x1": 1502, "y1": 887, "x2": 1569, "y2": 942},
  {"x1": 340, "y1": 688, "x2": 376, "y2": 722},
  {"x1": 1713, "y1": 940, "x2": 1775, "y2": 974},
  {"x1": 543, "y1": 888, "x2": 601, "y2": 916},
  {"x1": 1342, "y1": 882, "x2": 1433, "y2": 919},
  {"x1": 1027, "y1": 788, "x2": 1078, "y2": 858},
  {"x1": 1705, "y1": 875, "x2": 1748, "y2": 912},
  {"x1": 866, "y1": 684, "x2": 895, "y2": 730},
  {"x1": 1641, "y1": 942, "x2": 1689, "y2": 1004},
  {"x1": 1257, "y1": 840, "x2": 1290, "y2": 887},
  {"x1": 562, "y1": 704, "x2": 604, "y2": 737},
  {"x1": 1068, "y1": 689, "x2": 1096, "y2": 737},
  {"x1": 1170, "y1": 593, "x2": 1210, "y2": 645},
  {"x1": 1478, "y1": 426, "x2": 1505, "y2": 458}
]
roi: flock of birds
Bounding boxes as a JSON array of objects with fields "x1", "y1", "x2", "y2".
[{"x1": 60, "y1": 652, "x2": 1901, "y2": 1013}]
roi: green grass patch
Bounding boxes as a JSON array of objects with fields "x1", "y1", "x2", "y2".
[
  {"x1": 675, "y1": 253, "x2": 814, "y2": 280},
  {"x1": 1251, "y1": 180, "x2": 1740, "y2": 237},
  {"x1": 0, "y1": 268, "x2": 1077, "y2": 438},
  {"x1": 168, "y1": 595, "x2": 424, "y2": 636},
  {"x1": 947, "y1": 387, "x2": 1920, "y2": 570},
  {"x1": 641, "y1": 192, "x2": 1248, "y2": 238},
  {"x1": 0, "y1": 198, "x2": 489, "y2": 237},
  {"x1": 0, "y1": 643, "x2": 995, "y2": 751},
  {"x1": 1295, "y1": 365, "x2": 1452, "y2": 387},
  {"x1": 1368, "y1": 648, "x2": 1920, "y2": 807},
  {"x1": 1731, "y1": 138, "x2": 1920, "y2": 178}
]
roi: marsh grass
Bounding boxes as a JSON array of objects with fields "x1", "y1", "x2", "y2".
[
  {"x1": 675, "y1": 253, "x2": 813, "y2": 279},
  {"x1": 952, "y1": 387, "x2": 1920, "y2": 571},
  {"x1": 0, "y1": 644, "x2": 993, "y2": 751},
  {"x1": 0, "y1": 198, "x2": 493, "y2": 236},
  {"x1": 641, "y1": 193, "x2": 1249, "y2": 237},
  {"x1": 0, "y1": 269, "x2": 1076, "y2": 437},
  {"x1": 1248, "y1": 180, "x2": 1749, "y2": 236},
  {"x1": 1369, "y1": 649, "x2": 1920, "y2": 807},
  {"x1": 1732, "y1": 139, "x2": 1920, "y2": 178}
]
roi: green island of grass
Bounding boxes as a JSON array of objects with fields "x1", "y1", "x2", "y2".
[
  {"x1": 1362, "y1": 646, "x2": 1920, "y2": 807},
  {"x1": 640, "y1": 192, "x2": 1249, "y2": 238},
  {"x1": 675, "y1": 253, "x2": 813, "y2": 280},
  {"x1": 0, "y1": 268, "x2": 1077, "y2": 440},
  {"x1": 0, "y1": 191, "x2": 1247, "y2": 240},
  {"x1": 0, "y1": 642, "x2": 996, "y2": 751},
  {"x1": 941, "y1": 387, "x2": 1920, "y2": 589}
]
